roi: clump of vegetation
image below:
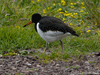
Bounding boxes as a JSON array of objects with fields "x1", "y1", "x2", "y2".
[{"x1": 83, "y1": 0, "x2": 100, "y2": 27}]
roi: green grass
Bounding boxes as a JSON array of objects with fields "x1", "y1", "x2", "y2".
[
  {"x1": 0, "y1": 0, "x2": 100, "y2": 62},
  {"x1": 82, "y1": 0, "x2": 100, "y2": 27}
]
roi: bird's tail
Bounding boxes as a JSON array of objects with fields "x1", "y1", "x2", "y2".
[{"x1": 73, "y1": 33, "x2": 79, "y2": 37}]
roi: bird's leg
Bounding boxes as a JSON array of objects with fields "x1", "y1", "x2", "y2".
[
  {"x1": 45, "y1": 43, "x2": 48, "y2": 50},
  {"x1": 59, "y1": 40, "x2": 64, "y2": 54},
  {"x1": 44, "y1": 43, "x2": 49, "y2": 53}
]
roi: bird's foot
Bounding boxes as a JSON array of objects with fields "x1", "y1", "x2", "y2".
[
  {"x1": 43, "y1": 48, "x2": 51, "y2": 55},
  {"x1": 62, "y1": 51, "x2": 64, "y2": 54}
]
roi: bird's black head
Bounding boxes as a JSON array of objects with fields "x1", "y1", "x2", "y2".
[
  {"x1": 23, "y1": 13, "x2": 42, "y2": 27},
  {"x1": 32, "y1": 13, "x2": 42, "y2": 23}
]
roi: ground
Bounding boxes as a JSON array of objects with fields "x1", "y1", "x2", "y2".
[{"x1": 0, "y1": 52, "x2": 100, "y2": 75}]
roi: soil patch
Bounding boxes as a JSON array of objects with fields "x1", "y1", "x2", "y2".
[{"x1": 0, "y1": 52, "x2": 100, "y2": 75}]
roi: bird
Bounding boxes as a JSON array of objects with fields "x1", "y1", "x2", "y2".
[{"x1": 23, "y1": 13, "x2": 79, "y2": 54}]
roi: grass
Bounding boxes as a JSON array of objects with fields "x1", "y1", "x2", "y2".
[
  {"x1": 0, "y1": 0, "x2": 100, "y2": 62},
  {"x1": 82, "y1": 0, "x2": 100, "y2": 27}
]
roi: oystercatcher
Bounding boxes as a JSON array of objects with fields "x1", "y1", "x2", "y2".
[{"x1": 23, "y1": 13, "x2": 79, "y2": 54}]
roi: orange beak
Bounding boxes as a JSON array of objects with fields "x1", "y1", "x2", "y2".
[{"x1": 23, "y1": 20, "x2": 32, "y2": 27}]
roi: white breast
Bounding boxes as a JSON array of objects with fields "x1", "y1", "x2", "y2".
[{"x1": 36, "y1": 22, "x2": 71, "y2": 43}]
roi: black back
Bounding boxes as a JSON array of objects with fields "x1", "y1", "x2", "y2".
[{"x1": 37, "y1": 16, "x2": 79, "y2": 36}]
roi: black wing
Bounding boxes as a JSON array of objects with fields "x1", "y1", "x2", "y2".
[{"x1": 39, "y1": 16, "x2": 79, "y2": 36}]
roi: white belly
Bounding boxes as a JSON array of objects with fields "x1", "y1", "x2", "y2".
[{"x1": 36, "y1": 23, "x2": 71, "y2": 43}]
